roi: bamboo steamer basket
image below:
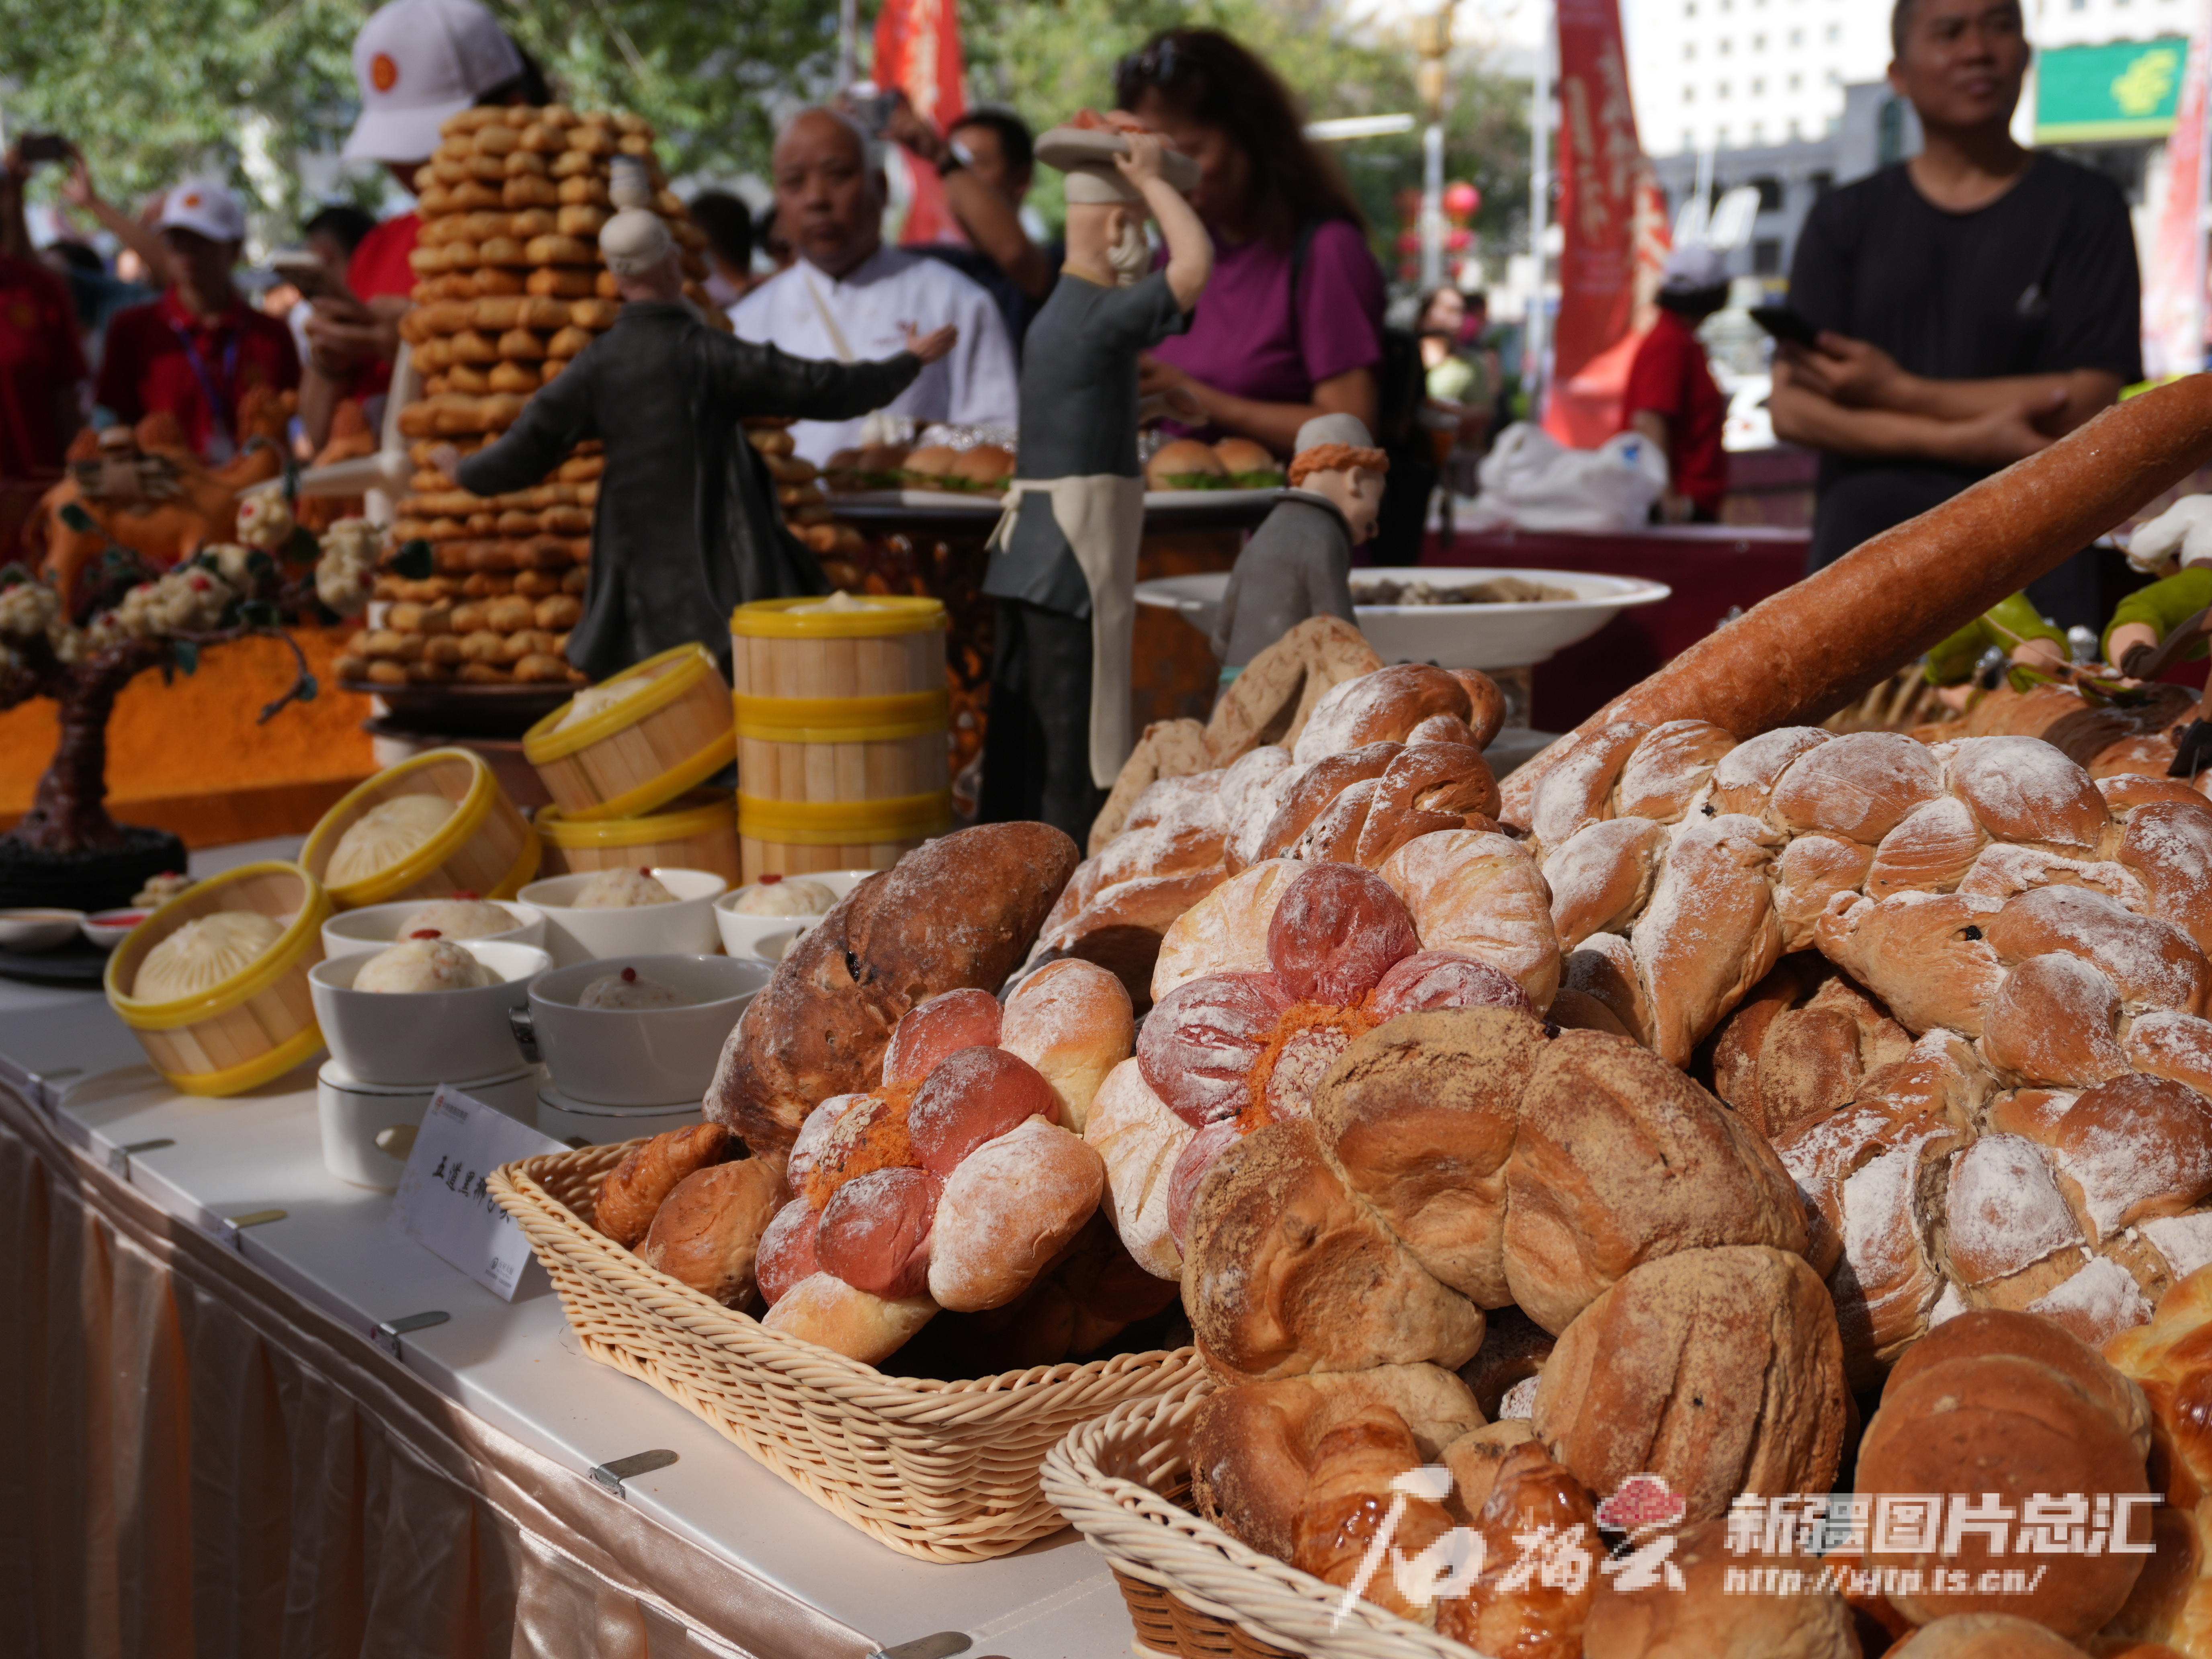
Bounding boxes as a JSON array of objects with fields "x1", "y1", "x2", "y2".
[
  {"x1": 534, "y1": 789, "x2": 741, "y2": 883},
  {"x1": 300, "y1": 747, "x2": 539, "y2": 911},
  {"x1": 522, "y1": 643, "x2": 736, "y2": 822},
  {"x1": 105, "y1": 861, "x2": 334, "y2": 1097},
  {"x1": 729, "y1": 596, "x2": 952, "y2": 883},
  {"x1": 488, "y1": 1139, "x2": 1204, "y2": 1561}
]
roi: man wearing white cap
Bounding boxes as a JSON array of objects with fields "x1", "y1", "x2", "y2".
[
  {"x1": 977, "y1": 117, "x2": 1210, "y2": 840},
  {"x1": 299, "y1": 0, "x2": 542, "y2": 445},
  {"x1": 94, "y1": 177, "x2": 299, "y2": 462},
  {"x1": 437, "y1": 174, "x2": 956, "y2": 682},
  {"x1": 1618, "y1": 243, "x2": 1731, "y2": 524}
]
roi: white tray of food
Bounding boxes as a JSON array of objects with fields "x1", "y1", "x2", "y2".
[{"x1": 1134, "y1": 564, "x2": 1671, "y2": 669}]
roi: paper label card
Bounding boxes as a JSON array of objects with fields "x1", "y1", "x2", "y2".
[{"x1": 389, "y1": 1085, "x2": 564, "y2": 1301}]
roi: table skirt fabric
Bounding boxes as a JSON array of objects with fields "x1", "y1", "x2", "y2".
[{"x1": 0, "y1": 1082, "x2": 876, "y2": 1659}]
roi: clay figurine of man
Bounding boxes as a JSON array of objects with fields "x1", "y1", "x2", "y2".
[
  {"x1": 1210, "y1": 414, "x2": 1385, "y2": 678},
  {"x1": 440, "y1": 165, "x2": 954, "y2": 682},
  {"x1": 977, "y1": 116, "x2": 1211, "y2": 844}
]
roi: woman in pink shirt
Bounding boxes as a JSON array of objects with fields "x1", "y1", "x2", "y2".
[{"x1": 1114, "y1": 30, "x2": 1386, "y2": 457}]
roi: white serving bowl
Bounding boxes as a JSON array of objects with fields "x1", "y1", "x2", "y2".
[
  {"x1": 521, "y1": 953, "x2": 770, "y2": 1106},
  {"x1": 308, "y1": 939, "x2": 552, "y2": 1087},
  {"x1": 711, "y1": 868, "x2": 875, "y2": 959},
  {"x1": 81, "y1": 907, "x2": 153, "y2": 950},
  {"x1": 518, "y1": 867, "x2": 728, "y2": 967},
  {"x1": 0, "y1": 908, "x2": 86, "y2": 952},
  {"x1": 1134, "y1": 565, "x2": 1671, "y2": 670},
  {"x1": 320, "y1": 897, "x2": 547, "y2": 959}
]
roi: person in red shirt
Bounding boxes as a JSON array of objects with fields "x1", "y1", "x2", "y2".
[
  {"x1": 1621, "y1": 244, "x2": 1731, "y2": 523},
  {"x1": 94, "y1": 179, "x2": 299, "y2": 463},
  {"x1": 0, "y1": 143, "x2": 88, "y2": 477},
  {"x1": 298, "y1": 0, "x2": 547, "y2": 446}
]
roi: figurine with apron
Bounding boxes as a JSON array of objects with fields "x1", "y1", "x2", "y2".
[{"x1": 978, "y1": 123, "x2": 1207, "y2": 844}]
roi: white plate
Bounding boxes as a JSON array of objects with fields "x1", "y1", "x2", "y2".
[
  {"x1": 1140, "y1": 487, "x2": 1282, "y2": 511},
  {"x1": 0, "y1": 909, "x2": 86, "y2": 952},
  {"x1": 1135, "y1": 564, "x2": 1671, "y2": 670}
]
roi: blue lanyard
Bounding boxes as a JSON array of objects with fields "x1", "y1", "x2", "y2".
[{"x1": 169, "y1": 319, "x2": 241, "y2": 446}]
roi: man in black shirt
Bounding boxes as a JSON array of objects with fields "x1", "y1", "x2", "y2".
[{"x1": 1774, "y1": 0, "x2": 2142, "y2": 624}]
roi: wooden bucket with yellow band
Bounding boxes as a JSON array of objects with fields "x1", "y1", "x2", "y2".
[
  {"x1": 535, "y1": 789, "x2": 741, "y2": 883},
  {"x1": 300, "y1": 747, "x2": 539, "y2": 911},
  {"x1": 106, "y1": 861, "x2": 334, "y2": 1096},
  {"x1": 730, "y1": 595, "x2": 950, "y2": 881},
  {"x1": 521, "y1": 643, "x2": 736, "y2": 823}
]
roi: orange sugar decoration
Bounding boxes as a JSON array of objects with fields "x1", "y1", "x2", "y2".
[
  {"x1": 798, "y1": 1080, "x2": 924, "y2": 1208},
  {"x1": 1238, "y1": 998, "x2": 1382, "y2": 1133}
]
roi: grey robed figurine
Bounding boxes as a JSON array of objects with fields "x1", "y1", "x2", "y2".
[
  {"x1": 977, "y1": 118, "x2": 1213, "y2": 842},
  {"x1": 444, "y1": 169, "x2": 955, "y2": 682},
  {"x1": 1211, "y1": 414, "x2": 1388, "y2": 674}
]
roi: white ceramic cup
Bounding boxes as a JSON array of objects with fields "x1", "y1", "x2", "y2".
[
  {"x1": 309, "y1": 939, "x2": 552, "y2": 1086},
  {"x1": 520, "y1": 953, "x2": 770, "y2": 1106},
  {"x1": 711, "y1": 868, "x2": 876, "y2": 959},
  {"x1": 321, "y1": 897, "x2": 547, "y2": 959},
  {"x1": 519, "y1": 867, "x2": 727, "y2": 967}
]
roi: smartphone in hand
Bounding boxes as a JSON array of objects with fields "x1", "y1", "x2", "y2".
[
  {"x1": 17, "y1": 133, "x2": 69, "y2": 165},
  {"x1": 1749, "y1": 304, "x2": 1821, "y2": 349}
]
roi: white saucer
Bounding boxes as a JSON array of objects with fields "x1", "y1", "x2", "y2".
[{"x1": 535, "y1": 1083, "x2": 703, "y2": 1147}]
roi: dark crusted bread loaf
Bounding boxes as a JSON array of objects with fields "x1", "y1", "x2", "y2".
[{"x1": 704, "y1": 822, "x2": 1078, "y2": 1153}]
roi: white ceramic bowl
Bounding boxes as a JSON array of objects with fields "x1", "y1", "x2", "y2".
[
  {"x1": 321, "y1": 897, "x2": 547, "y2": 959},
  {"x1": 0, "y1": 908, "x2": 86, "y2": 952},
  {"x1": 522, "y1": 953, "x2": 770, "y2": 1106},
  {"x1": 308, "y1": 939, "x2": 553, "y2": 1086},
  {"x1": 1134, "y1": 565, "x2": 1671, "y2": 670},
  {"x1": 711, "y1": 868, "x2": 875, "y2": 959},
  {"x1": 519, "y1": 867, "x2": 728, "y2": 967},
  {"x1": 80, "y1": 907, "x2": 153, "y2": 950}
]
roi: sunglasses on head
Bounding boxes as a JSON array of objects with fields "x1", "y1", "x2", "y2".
[{"x1": 1116, "y1": 37, "x2": 1181, "y2": 89}]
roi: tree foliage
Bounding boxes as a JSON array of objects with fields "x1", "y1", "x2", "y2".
[{"x1": 0, "y1": 0, "x2": 1526, "y2": 276}]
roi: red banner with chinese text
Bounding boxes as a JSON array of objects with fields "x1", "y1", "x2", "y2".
[
  {"x1": 875, "y1": 0, "x2": 969, "y2": 246},
  {"x1": 1544, "y1": 0, "x2": 1669, "y2": 448},
  {"x1": 2144, "y1": 19, "x2": 2209, "y2": 376}
]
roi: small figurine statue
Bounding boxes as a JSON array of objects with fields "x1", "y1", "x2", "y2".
[
  {"x1": 1921, "y1": 591, "x2": 2070, "y2": 712},
  {"x1": 441, "y1": 163, "x2": 956, "y2": 682},
  {"x1": 1209, "y1": 414, "x2": 1386, "y2": 678},
  {"x1": 2105, "y1": 494, "x2": 2212, "y2": 680},
  {"x1": 978, "y1": 114, "x2": 1211, "y2": 844}
]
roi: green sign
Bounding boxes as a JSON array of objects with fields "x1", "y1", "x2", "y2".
[{"x1": 2037, "y1": 37, "x2": 2191, "y2": 142}]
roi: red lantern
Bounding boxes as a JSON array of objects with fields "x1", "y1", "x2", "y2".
[
  {"x1": 1446, "y1": 226, "x2": 1474, "y2": 252},
  {"x1": 1444, "y1": 181, "x2": 1481, "y2": 218}
]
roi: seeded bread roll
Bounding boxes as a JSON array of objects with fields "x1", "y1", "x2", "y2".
[{"x1": 705, "y1": 822, "x2": 1078, "y2": 1153}]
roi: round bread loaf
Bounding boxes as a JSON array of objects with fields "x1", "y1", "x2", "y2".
[
  {"x1": 815, "y1": 1166, "x2": 938, "y2": 1299},
  {"x1": 1150, "y1": 858, "x2": 1304, "y2": 1002},
  {"x1": 1886, "y1": 1613, "x2": 2095, "y2": 1658},
  {"x1": 1291, "y1": 663, "x2": 1479, "y2": 764},
  {"x1": 636, "y1": 1157, "x2": 788, "y2": 1307},
  {"x1": 1531, "y1": 1245, "x2": 1848, "y2": 1525},
  {"x1": 1083, "y1": 1057, "x2": 1193, "y2": 1279},
  {"x1": 907, "y1": 1046, "x2": 1061, "y2": 1174},
  {"x1": 592, "y1": 1121, "x2": 737, "y2": 1248},
  {"x1": 754, "y1": 1197, "x2": 819, "y2": 1306},
  {"x1": 881, "y1": 987, "x2": 1004, "y2": 1088},
  {"x1": 926, "y1": 1116, "x2": 1106, "y2": 1312}
]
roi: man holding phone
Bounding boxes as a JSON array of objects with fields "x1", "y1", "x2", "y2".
[{"x1": 1770, "y1": 0, "x2": 2140, "y2": 618}]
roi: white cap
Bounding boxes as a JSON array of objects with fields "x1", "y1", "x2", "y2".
[
  {"x1": 600, "y1": 209, "x2": 673, "y2": 276},
  {"x1": 156, "y1": 178, "x2": 248, "y2": 244},
  {"x1": 342, "y1": 0, "x2": 524, "y2": 164},
  {"x1": 1660, "y1": 243, "x2": 1729, "y2": 293},
  {"x1": 1294, "y1": 413, "x2": 1377, "y2": 453},
  {"x1": 2127, "y1": 494, "x2": 2212, "y2": 576}
]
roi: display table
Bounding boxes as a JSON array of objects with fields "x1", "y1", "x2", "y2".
[
  {"x1": 1420, "y1": 524, "x2": 1810, "y2": 730},
  {"x1": 0, "y1": 850, "x2": 1135, "y2": 1659}
]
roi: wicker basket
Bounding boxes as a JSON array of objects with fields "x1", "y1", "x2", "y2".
[
  {"x1": 523, "y1": 643, "x2": 736, "y2": 823},
  {"x1": 300, "y1": 747, "x2": 539, "y2": 909},
  {"x1": 489, "y1": 1139, "x2": 1206, "y2": 1562},
  {"x1": 1042, "y1": 1388, "x2": 1487, "y2": 1659},
  {"x1": 535, "y1": 789, "x2": 741, "y2": 883},
  {"x1": 105, "y1": 861, "x2": 333, "y2": 1096}
]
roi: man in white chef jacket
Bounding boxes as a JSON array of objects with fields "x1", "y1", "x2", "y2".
[{"x1": 731, "y1": 107, "x2": 1019, "y2": 464}]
